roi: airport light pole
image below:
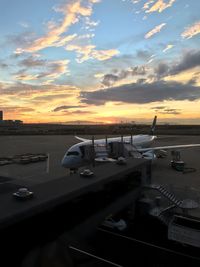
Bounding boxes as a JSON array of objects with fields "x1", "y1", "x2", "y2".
[{"x1": 46, "y1": 153, "x2": 50, "y2": 173}]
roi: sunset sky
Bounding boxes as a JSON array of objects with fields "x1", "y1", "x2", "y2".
[{"x1": 0, "y1": 0, "x2": 200, "y2": 124}]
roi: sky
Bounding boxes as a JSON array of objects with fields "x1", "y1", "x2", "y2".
[{"x1": 0, "y1": 0, "x2": 200, "y2": 124}]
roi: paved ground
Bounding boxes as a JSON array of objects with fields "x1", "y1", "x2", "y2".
[{"x1": 0, "y1": 135, "x2": 200, "y2": 193}]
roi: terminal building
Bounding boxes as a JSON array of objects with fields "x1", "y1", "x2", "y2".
[{"x1": 0, "y1": 110, "x2": 23, "y2": 127}]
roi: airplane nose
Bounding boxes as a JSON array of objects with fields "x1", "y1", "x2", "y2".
[
  {"x1": 61, "y1": 156, "x2": 80, "y2": 168},
  {"x1": 61, "y1": 156, "x2": 70, "y2": 168}
]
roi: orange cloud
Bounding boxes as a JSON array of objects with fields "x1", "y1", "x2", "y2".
[
  {"x1": 144, "y1": 0, "x2": 176, "y2": 13},
  {"x1": 15, "y1": 74, "x2": 38, "y2": 81},
  {"x1": 143, "y1": 0, "x2": 155, "y2": 11},
  {"x1": 15, "y1": 59, "x2": 70, "y2": 82},
  {"x1": 18, "y1": 0, "x2": 99, "y2": 53},
  {"x1": 54, "y1": 34, "x2": 78, "y2": 47},
  {"x1": 182, "y1": 21, "x2": 200, "y2": 39},
  {"x1": 145, "y1": 23, "x2": 166, "y2": 39},
  {"x1": 66, "y1": 44, "x2": 119, "y2": 62}
]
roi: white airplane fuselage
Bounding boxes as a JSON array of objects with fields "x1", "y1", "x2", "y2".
[{"x1": 61, "y1": 134, "x2": 156, "y2": 169}]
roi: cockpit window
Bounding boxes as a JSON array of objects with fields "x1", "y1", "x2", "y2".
[{"x1": 67, "y1": 151, "x2": 79, "y2": 156}]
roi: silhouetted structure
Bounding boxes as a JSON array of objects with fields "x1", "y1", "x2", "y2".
[{"x1": 0, "y1": 110, "x2": 3, "y2": 121}]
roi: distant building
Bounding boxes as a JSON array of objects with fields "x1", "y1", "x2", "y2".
[
  {"x1": 0, "y1": 111, "x2": 3, "y2": 121},
  {"x1": 0, "y1": 120, "x2": 23, "y2": 127}
]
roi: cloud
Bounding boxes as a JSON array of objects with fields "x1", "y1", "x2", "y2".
[
  {"x1": 15, "y1": 73, "x2": 39, "y2": 81},
  {"x1": 160, "y1": 108, "x2": 181, "y2": 115},
  {"x1": 94, "y1": 73, "x2": 104, "y2": 78},
  {"x1": 81, "y1": 80, "x2": 200, "y2": 105},
  {"x1": 101, "y1": 66, "x2": 147, "y2": 86},
  {"x1": 66, "y1": 44, "x2": 119, "y2": 62},
  {"x1": 151, "y1": 106, "x2": 166, "y2": 110},
  {"x1": 163, "y1": 44, "x2": 174, "y2": 52},
  {"x1": 182, "y1": 21, "x2": 200, "y2": 39},
  {"x1": 63, "y1": 120, "x2": 103, "y2": 125},
  {"x1": 65, "y1": 110, "x2": 95, "y2": 115},
  {"x1": 19, "y1": 56, "x2": 46, "y2": 67},
  {"x1": 145, "y1": 23, "x2": 166, "y2": 39},
  {"x1": 53, "y1": 108, "x2": 96, "y2": 115},
  {"x1": 102, "y1": 74, "x2": 119, "y2": 87},
  {"x1": 16, "y1": 0, "x2": 100, "y2": 53},
  {"x1": 6, "y1": 31, "x2": 35, "y2": 48},
  {"x1": 49, "y1": 34, "x2": 78, "y2": 48},
  {"x1": 170, "y1": 50, "x2": 200, "y2": 75},
  {"x1": 0, "y1": 106, "x2": 35, "y2": 113},
  {"x1": 15, "y1": 59, "x2": 70, "y2": 82},
  {"x1": 136, "y1": 50, "x2": 152, "y2": 60},
  {"x1": 144, "y1": 0, "x2": 176, "y2": 13},
  {"x1": 84, "y1": 17, "x2": 100, "y2": 31},
  {"x1": 19, "y1": 22, "x2": 29, "y2": 28},
  {"x1": 0, "y1": 82, "x2": 78, "y2": 97},
  {"x1": 0, "y1": 63, "x2": 8, "y2": 68},
  {"x1": 53, "y1": 105, "x2": 85, "y2": 112},
  {"x1": 155, "y1": 50, "x2": 200, "y2": 78},
  {"x1": 155, "y1": 62, "x2": 169, "y2": 77},
  {"x1": 151, "y1": 106, "x2": 181, "y2": 115},
  {"x1": 32, "y1": 93, "x2": 71, "y2": 102}
]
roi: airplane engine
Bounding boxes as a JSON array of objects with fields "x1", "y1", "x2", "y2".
[{"x1": 142, "y1": 150, "x2": 156, "y2": 160}]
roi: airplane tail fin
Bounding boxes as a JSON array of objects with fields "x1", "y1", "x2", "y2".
[{"x1": 150, "y1": 116, "x2": 157, "y2": 135}]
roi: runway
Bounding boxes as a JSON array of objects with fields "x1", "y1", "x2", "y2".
[{"x1": 0, "y1": 135, "x2": 200, "y2": 192}]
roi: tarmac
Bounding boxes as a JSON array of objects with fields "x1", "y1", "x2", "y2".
[
  {"x1": 0, "y1": 134, "x2": 200, "y2": 194},
  {"x1": 1, "y1": 134, "x2": 200, "y2": 266}
]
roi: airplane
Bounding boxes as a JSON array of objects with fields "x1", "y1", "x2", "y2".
[{"x1": 61, "y1": 116, "x2": 200, "y2": 169}]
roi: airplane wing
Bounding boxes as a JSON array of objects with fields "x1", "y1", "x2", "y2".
[
  {"x1": 138, "y1": 144, "x2": 200, "y2": 152},
  {"x1": 75, "y1": 136, "x2": 91, "y2": 142}
]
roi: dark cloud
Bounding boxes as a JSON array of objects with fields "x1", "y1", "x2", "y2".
[
  {"x1": 136, "y1": 50, "x2": 151, "y2": 60},
  {"x1": 81, "y1": 80, "x2": 200, "y2": 105},
  {"x1": 14, "y1": 58, "x2": 68, "y2": 80},
  {"x1": 170, "y1": 50, "x2": 200, "y2": 75},
  {"x1": 6, "y1": 31, "x2": 35, "y2": 48},
  {"x1": 20, "y1": 57, "x2": 46, "y2": 67},
  {"x1": 102, "y1": 74, "x2": 119, "y2": 86},
  {"x1": 0, "y1": 63, "x2": 8, "y2": 68},
  {"x1": 188, "y1": 77, "x2": 198, "y2": 85},
  {"x1": 155, "y1": 63, "x2": 169, "y2": 77},
  {"x1": 160, "y1": 108, "x2": 181, "y2": 115},
  {"x1": 102, "y1": 66, "x2": 147, "y2": 86},
  {"x1": 151, "y1": 106, "x2": 181, "y2": 115},
  {"x1": 151, "y1": 106, "x2": 166, "y2": 110},
  {"x1": 155, "y1": 50, "x2": 200, "y2": 78},
  {"x1": 63, "y1": 120, "x2": 104, "y2": 125},
  {"x1": 66, "y1": 110, "x2": 95, "y2": 115},
  {"x1": 53, "y1": 105, "x2": 85, "y2": 112}
]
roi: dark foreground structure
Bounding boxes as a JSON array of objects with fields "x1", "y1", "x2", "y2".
[
  {"x1": 0, "y1": 158, "x2": 200, "y2": 266},
  {"x1": 0, "y1": 159, "x2": 149, "y2": 266}
]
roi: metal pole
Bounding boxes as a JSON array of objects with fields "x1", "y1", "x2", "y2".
[
  {"x1": 131, "y1": 134, "x2": 133, "y2": 145},
  {"x1": 121, "y1": 135, "x2": 124, "y2": 157},
  {"x1": 46, "y1": 153, "x2": 50, "y2": 173},
  {"x1": 92, "y1": 136, "x2": 95, "y2": 167}
]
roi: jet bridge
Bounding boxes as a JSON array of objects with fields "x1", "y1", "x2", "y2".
[{"x1": 80, "y1": 141, "x2": 142, "y2": 162}]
